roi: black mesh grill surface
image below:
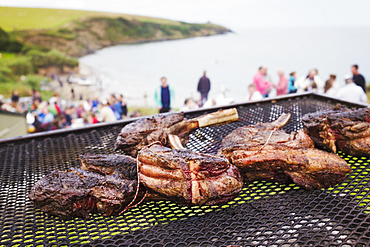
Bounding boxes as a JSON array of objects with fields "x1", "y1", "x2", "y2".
[{"x1": 0, "y1": 93, "x2": 369, "y2": 246}]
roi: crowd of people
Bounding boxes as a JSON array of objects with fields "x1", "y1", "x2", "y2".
[
  {"x1": 157, "y1": 64, "x2": 368, "y2": 115},
  {"x1": 248, "y1": 64, "x2": 367, "y2": 104},
  {"x1": 1, "y1": 64, "x2": 368, "y2": 134},
  {"x1": 0, "y1": 87, "x2": 128, "y2": 133}
]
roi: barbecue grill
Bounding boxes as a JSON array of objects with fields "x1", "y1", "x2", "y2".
[{"x1": 1, "y1": 93, "x2": 369, "y2": 246}]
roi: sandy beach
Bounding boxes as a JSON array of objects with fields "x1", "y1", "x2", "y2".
[
  {"x1": 49, "y1": 77, "x2": 98, "y2": 105},
  {"x1": 48, "y1": 62, "x2": 104, "y2": 105}
]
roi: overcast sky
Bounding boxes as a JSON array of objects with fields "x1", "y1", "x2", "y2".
[{"x1": 2, "y1": 0, "x2": 370, "y2": 30}]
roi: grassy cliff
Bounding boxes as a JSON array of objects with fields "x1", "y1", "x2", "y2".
[{"x1": 1, "y1": 7, "x2": 231, "y2": 57}]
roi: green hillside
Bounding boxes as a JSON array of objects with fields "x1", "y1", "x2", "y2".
[
  {"x1": 0, "y1": 7, "x2": 181, "y2": 31},
  {"x1": 1, "y1": 7, "x2": 231, "y2": 57},
  {"x1": 0, "y1": 7, "x2": 230, "y2": 99}
]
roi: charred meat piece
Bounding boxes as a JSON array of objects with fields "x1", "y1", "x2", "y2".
[
  {"x1": 219, "y1": 113, "x2": 352, "y2": 190},
  {"x1": 79, "y1": 153, "x2": 167, "y2": 202},
  {"x1": 28, "y1": 168, "x2": 144, "y2": 219},
  {"x1": 138, "y1": 144, "x2": 244, "y2": 206},
  {"x1": 302, "y1": 105, "x2": 370, "y2": 157},
  {"x1": 79, "y1": 153, "x2": 137, "y2": 179},
  {"x1": 115, "y1": 109, "x2": 239, "y2": 157}
]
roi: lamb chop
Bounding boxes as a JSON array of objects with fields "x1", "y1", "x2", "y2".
[
  {"x1": 218, "y1": 113, "x2": 352, "y2": 190},
  {"x1": 29, "y1": 154, "x2": 145, "y2": 219},
  {"x1": 115, "y1": 108, "x2": 239, "y2": 157},
  {"x1": 137, "y1": 140, "x2": 244, "y2": 206},
  {"x1": 79, "y1": 153, "x2": 137, "y2": 179},
  {"x1": 302, "y1": 105, "x2": 370, "y2": 157}
]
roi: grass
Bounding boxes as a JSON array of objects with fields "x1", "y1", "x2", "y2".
[
  {"x1": 0, "y1": 74, "x2": 52, "y2": 100},
  {"x1": 0, "y1": 81, "x2": 31, "y2": 97},
  {"x1": 127, "y1": 106, "x2": 158, "y2": 117},
  {"x1": 127, "y1": 106, "x2": 181, "y2": 117},
  {"x1": 0, "y1": 52, "x2": 16, "y2": 60},
  {"x1": 0, "y1": 7, "x2": 183, "y2": 32},
  {"x1": 0, "y1": 81, "x2": 54, "y2": 101}
]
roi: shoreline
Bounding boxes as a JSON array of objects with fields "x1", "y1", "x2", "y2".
[{"x1": 49, "y1": 76, "x2": 99, "y2": 105}]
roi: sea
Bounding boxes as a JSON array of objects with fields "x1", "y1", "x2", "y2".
[{"x1": 79, "y1": 26, "x2": 370, "y2": 108}]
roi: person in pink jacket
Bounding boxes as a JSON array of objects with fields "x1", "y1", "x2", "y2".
[
  {"x1": 253, "y1": 66, "x2": 273, "y2": 97},
  {"x1": 276, "y1": 69, "x2": 288, "y2": 96}
]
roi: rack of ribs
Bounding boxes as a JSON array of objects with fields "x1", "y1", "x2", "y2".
[
  {"x1": 218, "y1": 113, "x2": 352, "y2": 190},
  {"x1": 302, "y1": 105, "x2": 370, "y2": 157},
  {"x1": 29, "y1": 149, "x2": 243, "y2": 219},
  {"x1": 137, "y1": 143, "x2": 244, "y2": 206},
  {"x1": 115, "y1": 108, "x2": 239, "y2": 157}
]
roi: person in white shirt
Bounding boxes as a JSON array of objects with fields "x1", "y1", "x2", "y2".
[
  {"x1": 180, "y1": 98, "x2": 199, "y2": 111},
  {"x1": 246, "y1": 84, "x2": 263, "y2": 101},
  {"x1": 336, "y1": 74, "x2": 368, "y2": 103},
  {"x1": 295, "y1": 68, "x2": 324, "y2": 93},
  {"x1": 99, "y1": 99, "x2": 117, "y2": 122}
]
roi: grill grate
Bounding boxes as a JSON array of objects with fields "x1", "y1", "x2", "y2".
[{"x1": 0, "y1": 93, "x2": 369, "y2": 246}]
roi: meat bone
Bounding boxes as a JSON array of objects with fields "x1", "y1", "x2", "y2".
[
  {"x1": 193, "y1": 108, "x2": 239, "y2": 128},
  {"x1": 166, "y1": 108, "x2": 240, "y2": 138},
  {"x1": 168, "y1": 134, "x2": 186, "y2": 150}
]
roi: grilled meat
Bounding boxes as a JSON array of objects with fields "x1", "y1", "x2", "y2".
[
  {"x1": 79, "y1": 153, "x2": 166, "y2": 202},
  {"x1": 302, "y1": 105, "x2": 370, "y2": 157},
  {"x1": 28, "y1": 168, "x2": 144, "y2": 219},
  {"x1": 115, "y1": 112, "x2": 188, "y2": 157},
  {"x1": 115, "y1": 109, "x2": 239, "y2": 157},
  {"x1": 138, "y1": 144, "x2": 244, "y2": 206},
  {"x1": 219, "y1": 113, "x2": 352, "y2": 190},
  {"x1": 79, "y1": 153, "x2": 137, "y2": 179}
]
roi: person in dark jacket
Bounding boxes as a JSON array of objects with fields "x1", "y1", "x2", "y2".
[
  {"x1": 154, "y1": 77, "x2": 174, "y2": 113},
  {"x1": 351, "y1": 64, "x2": 366, "y2": 93},
  {"x1": 197, "y1": 70, "x2": 211, "y2": 106}
]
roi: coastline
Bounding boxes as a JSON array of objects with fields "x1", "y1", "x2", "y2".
[{"x1": 14, "y1": 17, "x2": 231, "y2": 57}]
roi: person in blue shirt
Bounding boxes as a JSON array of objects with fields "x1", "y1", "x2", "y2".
[
  {"x1": 109, "y1": 94, "x2": 122, "y2": 120},
  {"x1": 91, "y1": 96, "x2": 99, "y2": 111},
  {"x1": 288, "y1": 71, "x2": 297, "y2": 94},
  {"x1": 154, "y1": 77, "x2": 174, "y2": 113}
]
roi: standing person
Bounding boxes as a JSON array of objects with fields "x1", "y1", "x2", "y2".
[
  {"x1": 276, "y1": 69, "x2": 288, "y2": 96},
  {"x1": 336, "y1": 74, "x2": 367, "y2": 103},
  {"x1": 118, "y1": 94, "x2": 128, "y2": 117},
  {"x1": 91, "y1": 96, "x2": 99, "y2": 112},
  {"x1": 295, "y1": 68, "x2": 324, "y2": 93},
  {"x1": 71, "y1": 88, "x2": 75, "y2": 100},
  {"x1": 351, "y1": 64, "x2": 366, "y2": 93},
  {"x1": 154, "y1": 77, "x2": 174, "y2": 113},
  {"x1": 324, "y1": 74, "x2": 338, "y2": 97},
  {"x1": 197, "y1": 70, "x2": 211, "y2": 106},
  {"x1": 109, "y1": 94, "x2": 122, "y2": 120},
  {"x1": 253, "y1": 66, "x2": 273, "y2": 98},
  {"x1": 288, "y1": 72, "x2": 297, "y2": 94}
]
